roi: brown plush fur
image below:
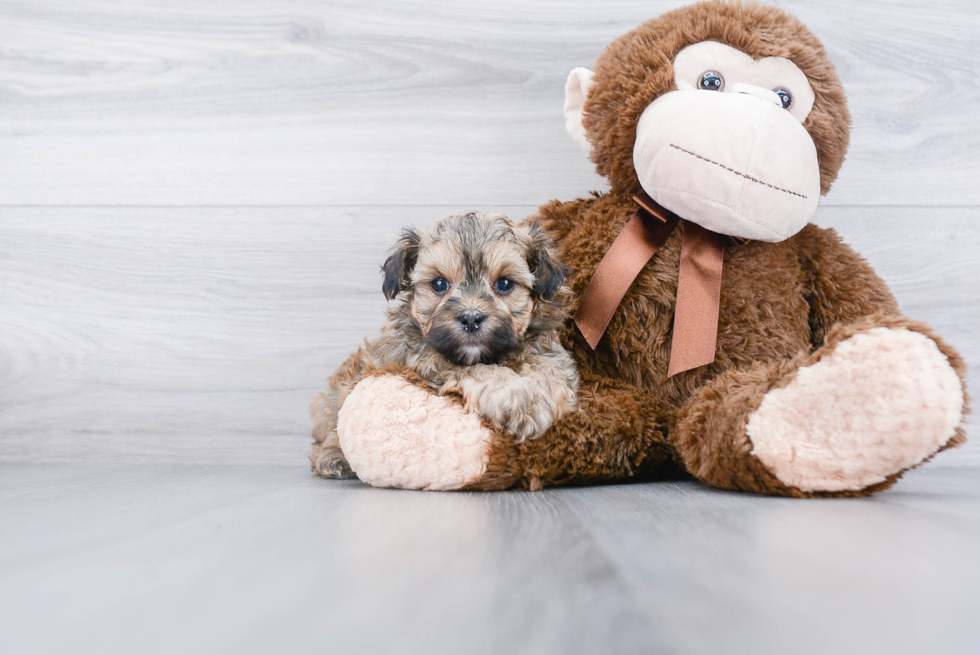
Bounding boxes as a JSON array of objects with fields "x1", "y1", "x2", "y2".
[{"x1": 455, "y1": 1, "x2": 968, "y2": 495}]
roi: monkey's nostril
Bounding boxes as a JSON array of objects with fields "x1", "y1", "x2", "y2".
[{"x1": 458, "y1": 310, "x2": 485, "y2": 332}]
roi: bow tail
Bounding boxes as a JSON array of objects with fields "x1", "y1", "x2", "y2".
[{"x1": 667, "y1": 221, "x2": 726, "y2": 377}]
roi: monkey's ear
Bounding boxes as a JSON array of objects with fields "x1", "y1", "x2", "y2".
[
  {"x1": 564, "y1": 67, "x2": 594, "y2": 152},
  {"x1": 381, "y1": 228, "x2": 422, "y2": 300},
  {"x1": 525, "y1": 222, "x2": 570, "y2": 301}
]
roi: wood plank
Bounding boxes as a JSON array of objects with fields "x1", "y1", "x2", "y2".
[
  {"x1": 0, "y1": 463, "x2": 978, "y2": 654},
  {"x1": 0, "y1": 205, "x2": 976, "y2": 465},
  {"x1": 1, "y1": 0, "x2": 978, "y2": 206}
]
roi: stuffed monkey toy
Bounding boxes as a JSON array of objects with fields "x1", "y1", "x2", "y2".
[{"x1": 316, "y1": 0, "x2": 968, "y2": 496}]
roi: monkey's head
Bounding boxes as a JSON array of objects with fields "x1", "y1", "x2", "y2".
[{"x1": 564, "y1": 1, "x2": 850, "y2": 242}]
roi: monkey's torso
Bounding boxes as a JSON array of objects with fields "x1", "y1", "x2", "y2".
[{"x1": 546, "y1": 193, "x2": 831, "y2": 406}]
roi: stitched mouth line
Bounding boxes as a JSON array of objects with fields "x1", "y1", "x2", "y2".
[{"x1": 668, "y1": 144, "x2": 808, "y2": 199}]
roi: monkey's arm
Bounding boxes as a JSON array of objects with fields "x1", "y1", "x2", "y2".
[
  {"x1": 467, "y1": 369, "x2": 673, "y2": 490},
  {"x1": 794, "y1": 224, "x2": 899, "y2": 346}
]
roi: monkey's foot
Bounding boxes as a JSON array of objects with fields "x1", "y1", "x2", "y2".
[
  {"x1": 746, "y1": 327, "x2": 964, "y2": 492},
  {"x1": 337, "y1": 375, "x2": 493, "y2": 490}
]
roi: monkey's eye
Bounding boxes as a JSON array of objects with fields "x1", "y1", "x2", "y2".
[
  {"x1": 493, "y1": 278, "x2": 515, "y2": 295},
  {"x1": 774, "y1": 88, "x2": 792, "y2": 109},
  {"x1": 698, "y1": 70, "x2": 724, "y2": 91},
  {"x1": 430, "y1": 278, "x2": 450, "y2": 294}
]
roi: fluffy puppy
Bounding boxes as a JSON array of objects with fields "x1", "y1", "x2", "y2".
[{"x1": 311, "y1": 211, "x2": 579, "y2": 479}]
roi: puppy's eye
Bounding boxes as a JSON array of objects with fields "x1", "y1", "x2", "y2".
[
  {"x1": 430, "y1": 278, "x2": 450, "y2": 294},
  {"x1": 774, "y1": 88, "x2": 792, "y2": 109},
  {"x1": 698, "y1": 70, "x2": 724, "y2": 91},
  {"x1": 493, "y1": 278, "x2": 515, "y2": 295}
]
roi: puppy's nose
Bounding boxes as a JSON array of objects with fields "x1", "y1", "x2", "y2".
[{"x1": 458, "y1": 310, "x2": 485, "y2": 332}]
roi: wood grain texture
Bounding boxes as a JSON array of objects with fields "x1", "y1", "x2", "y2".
[
  {"x1": 1, "y1": 206, "x2": 976, "y2": 466},
  {"x1": 1, "y1": 463, "x2": 979, "y2": 654},
  {"x1": 1, "y1": 0, "x2": 979, "y2": 206}
]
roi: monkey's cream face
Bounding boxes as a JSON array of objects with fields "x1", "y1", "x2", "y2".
[
  {"x1": 565, "y1": 41, "x2": 824, "y2": 243},
  {"x1": 632, "y1": 42, "x2": 821, "y2": 242},
  {"x1": 408, "y1": 220, "x2": 537, "y2": 366}
]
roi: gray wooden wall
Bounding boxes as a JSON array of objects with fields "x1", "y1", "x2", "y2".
[{"x1": 1, "y1": 0, "x2": 977, "y2": 466}]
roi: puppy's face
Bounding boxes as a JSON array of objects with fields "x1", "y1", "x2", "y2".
[{"x1": 382, "y1": 211, "x2": 567, "y2": 366}]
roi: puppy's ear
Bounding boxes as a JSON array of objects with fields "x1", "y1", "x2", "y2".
[
  {"x1": 523, "y1": 222, "x2": 570, "y2": 301},
  {"x1": 381, "y1": 228, "x2": 422, "y2": 300}
]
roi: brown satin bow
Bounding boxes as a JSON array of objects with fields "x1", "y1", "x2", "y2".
[{"x1": 574, "y1": 193, "x2": 731, "y2": 377}]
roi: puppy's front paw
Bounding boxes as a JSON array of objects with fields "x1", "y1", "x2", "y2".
[{"x1": 467, "y1": 376, "x2": 556, "y2": 441}]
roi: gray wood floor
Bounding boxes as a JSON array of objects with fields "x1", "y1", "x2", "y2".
[
  {"x1": 2, "y1": 1, "x2": 979, "y2": 652},
  {"x1": 2, "y1": 463, "x2": 979, "y2": 655}
]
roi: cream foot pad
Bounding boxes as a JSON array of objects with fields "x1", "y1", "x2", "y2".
[
  {"x1": 747, "y1": 327, "x2": 964, "y2": 492},
  {"x1": 337, "y1": 375, "x2": 494, "y2": 490}
]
